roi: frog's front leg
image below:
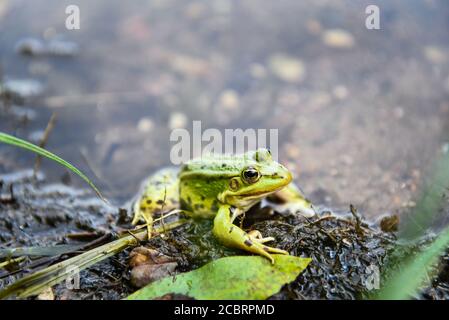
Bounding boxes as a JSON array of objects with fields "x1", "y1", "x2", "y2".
[
  {"x1": 269, "y1": 182, "x2": 316, "y2": 217},
  {"x1": 212, "y1": 204, "x2": 288, "y2": 263}
]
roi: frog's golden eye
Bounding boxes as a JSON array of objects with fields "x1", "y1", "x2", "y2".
[
  {"x1": 242, "y1": 167, "x2": 260, "y2": 184},
  {"x1": 229, "y1": 178, "x2": 240, "y2": 191}
]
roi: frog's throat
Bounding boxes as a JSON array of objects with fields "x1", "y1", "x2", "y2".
[{"x1": 218, "y1": 189, "x2": 278, "y2": 205}]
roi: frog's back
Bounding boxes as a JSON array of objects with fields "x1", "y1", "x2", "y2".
[
  {"x1": 180, "y1": 153, "x2": 245, "y2": 177},
  {"x1": 131, "y1": 167, "x2": 180, "y2": 225}
]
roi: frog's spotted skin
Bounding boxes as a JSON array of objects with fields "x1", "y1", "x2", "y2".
[
  {"x1": 132, "y1": 148, "x2": 315, "y2": 263},
  {"x1": 131, "y1": 168, "x2": 179, "y2": 235}
]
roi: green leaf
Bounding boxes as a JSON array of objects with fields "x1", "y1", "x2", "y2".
[
  {"x1": 377, "y1": 226, "x2": 449, "y2": 300},
  {"x1": 0, "y1": 132, "x2": 106, "y2": 202},
  {"x1": 127, "y1": 254, "x2": 311, "y2": 300}
]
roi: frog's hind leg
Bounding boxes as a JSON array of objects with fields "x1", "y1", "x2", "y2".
[
  {"x1": 132, "y1": 168, "x2": 179, "y2": 239},
  {"x1": 132, "y1": 199, "x2": 154, "y2": 238},
  {"x1": 268, "y1": 182, "x2": 316, "y2": 217},
  {"x1": 213, "y1": 205, "x2": 288, "y2": 264}
]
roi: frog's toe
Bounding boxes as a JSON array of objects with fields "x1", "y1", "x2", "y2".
[
  {"x1": 278, "y1": 202, "x2": 316, "y2": 218},
  {"x1": 251, "y1": 242, "x2": 288, "y2": 264},
  {"x1": 261, "y1": 245, "x2": 289, "y2": 255},
  {"x1": 247, "y1": 230, "x2": 289, "y2": 256},
  {"x1": 248, "y1": 230, "x2": 275, "y2": 244}
]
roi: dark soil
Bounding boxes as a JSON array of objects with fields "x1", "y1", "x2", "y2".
[{"x1": 1, "y1": 174, "x2": 448, "y2": 300}]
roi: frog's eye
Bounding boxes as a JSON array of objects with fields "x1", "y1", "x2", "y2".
[
  {"x1": 242, "y1": 167, "x2": 260, "y2": 184},
  {"x1": 255, "y1": 148, "x2": 272, "y2": 162}
]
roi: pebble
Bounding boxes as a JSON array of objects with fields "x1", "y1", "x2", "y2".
[
  {"x1": 306, "y1": 19, "x2": 322, "y2": 35},
  {"x1": 131, "y1": 262, "x2": 178, "y2": 288},
  {"x1": 28, "y1": 130, "x2": 45, "y2": 144},
  {"x1": 37, "y1": 287, "x2": 55, "y2": 300},
  {"x1": 332, "y1": 85, "x2": 349, "y2": 100},
  {"x1": 168, "y1": 112, "x2": 188, "y2": 130},
  {"x1": 268, "y1": 54, "x2": 306, "y2": 83},
  {"x1": 137, "y1": 117, "x2": 154, "y2": 133},
  {"x1": 250, "y1": 63, "x2": 267, "y2": 79},
  {"x1": 171, "y1": 54, "x2": 209, "y2": 77},
  {"x1": 393, "y1": 107, "x2": 404, "y2": 119},
  {"x1": 441, "y1": 142, "x2": 449, "y2": 154},
  {"x1": 9, "y1": 106, "x2": 37, "y2": 121},
  {"x1": 1, "y1": 79, "x2": 45, "y2": 99},
  {"x1": 218, "y1": 89, "x2": 239, "y2": 110},
  {"x1": 129, "y1": 247, "x2": 178, "y2": 288},
  {"x1": 423, "y1": 46, "x2": 447, "y2": 64},
  {"x1": 284, "y1": 143, "x2": 301, "y2": 159},
  {"x1": 15, "y1": 37, "x2": 79, "y2": 57},
  {"x1": 322, "y1": 29, "x2": 354, "y2": 48}
]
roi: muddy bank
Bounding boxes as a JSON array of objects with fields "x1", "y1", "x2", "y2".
[{"x1": 1, "y1": 173, "x2": 448, "y2": 300}]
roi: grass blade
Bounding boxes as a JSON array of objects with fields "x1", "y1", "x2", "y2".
[
  {"x1": 0, "y1": 219, "x2": 188, "y2": 299},
  {"x1": 377, "y1": 226, "x2": 449, "y2": 299},
  {"x1": 0, "y1": 132, "x2": 106, "y2": 202},
  {"x1": 0, "y1": 245, "x2": 81, "y2": 259},
  {"x1": 376, "y1": 153, "x2": 449, "y2": 299}
]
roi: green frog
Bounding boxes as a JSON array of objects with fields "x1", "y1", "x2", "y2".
[{"x1": 131, "y1": 148, "x2": 314, "y2": 263}]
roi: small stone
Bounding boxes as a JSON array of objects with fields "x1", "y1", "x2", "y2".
[
  {"x1": 250, "y1": 63, "x2": 267, "y2": 79},
  {"x1": 131, "y1": 262, "x2": 178, "y2": 288},
  {"x1": 28, "y1": 130, "x2": 45, "y2": 143},
  {"x1": 306, "y1": 19, "x2": 322, "y2": 35},
  {"x1": 15, "y1": 37, "x2": 79, "y2": 57},
  {"x1": 268, "y1": 54, "x2": 306, "y2": 83},
  {"x1": 330, "y1": 168, "x2": 339, "y2": 176},
  {"x1": 284, "y1": 143, "x2": 301, "y2": 159},
  {"x1": 37, "y1": 287, "x2": 54, "y2": 300},
  {"x1": 47, "y1": 39, "x2": 79, "y2": 57},
  {"x1": 9, "y1": 106, "x2": 37, "y2": 121},
  {"x1": 441, "y1": 142, "x2": 449, "y2": 154},
  {"x1": 137, "y1": 117, "x2": 154, "y2": 133},
  {"x1": 218, "y1": 89, "x2": 239, "y2": 110},
  {"x1": 423, "y1": 46, "x2": 447, "y2": 64},
  {"x1": 129, "y1": 247, "x2": 178, "y2": 288},
  {"x1": 168, "y1": 112, "x2": 188, "y2": 130},
  {"x1": 2, "y1": 79, "x2": 44, "y2": 99},
  {"x1": 322, "y1": 29, "x2": 354, "y2": 48},
  {"x1": 129, "y1": 247, "x2": 176, "y2": 267},
  {"x1": 310, "y1": 92, "x2": 331, "y2": 108},
  {"x1": 332, "y1": 85, "x2": 349, "y2": 100},
  {"x1": 43, "y1": 27, "x2": 57, "y2": 40},
  {"x1": 393, "y1": 107, "x2": 404, "y2": 119},
  {"x1": 341, "y1": 155, "x2": 354, "y2": 166},
  {"x1": 171, "y1": 55, "x2": 209, "y2": 77}
]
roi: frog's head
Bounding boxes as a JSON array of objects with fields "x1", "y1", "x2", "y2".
[{"x1": 219, "y1": 148, "x2": 292, "y2": 209}]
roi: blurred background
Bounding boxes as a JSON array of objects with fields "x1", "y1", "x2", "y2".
[{"x1": 0, "y1": 0, "x2": 448, "y2": 220}]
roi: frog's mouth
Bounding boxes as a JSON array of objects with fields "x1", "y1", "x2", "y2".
[{"x1": 237, "y1": 187, "x2": 282, "y2": 199}]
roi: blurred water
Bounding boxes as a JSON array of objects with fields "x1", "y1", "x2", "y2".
[{"x1": 0, "y1": 0, "x2": 449, "y2": 218}]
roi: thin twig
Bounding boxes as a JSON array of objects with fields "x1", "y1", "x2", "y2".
[{"x1": 33, "y1": 113, "x2": 57, "y2": 179}]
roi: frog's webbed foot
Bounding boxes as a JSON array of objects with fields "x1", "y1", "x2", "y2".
[
  {"x1": 277, "y1": 200, "x2": 316, "y2": 218},
  {"x1": 269, "y1": 182, "x2": 316, "y2": 217},
  {"x1": 213, "y1": 205, "x2": 288, "y2": 264}
]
